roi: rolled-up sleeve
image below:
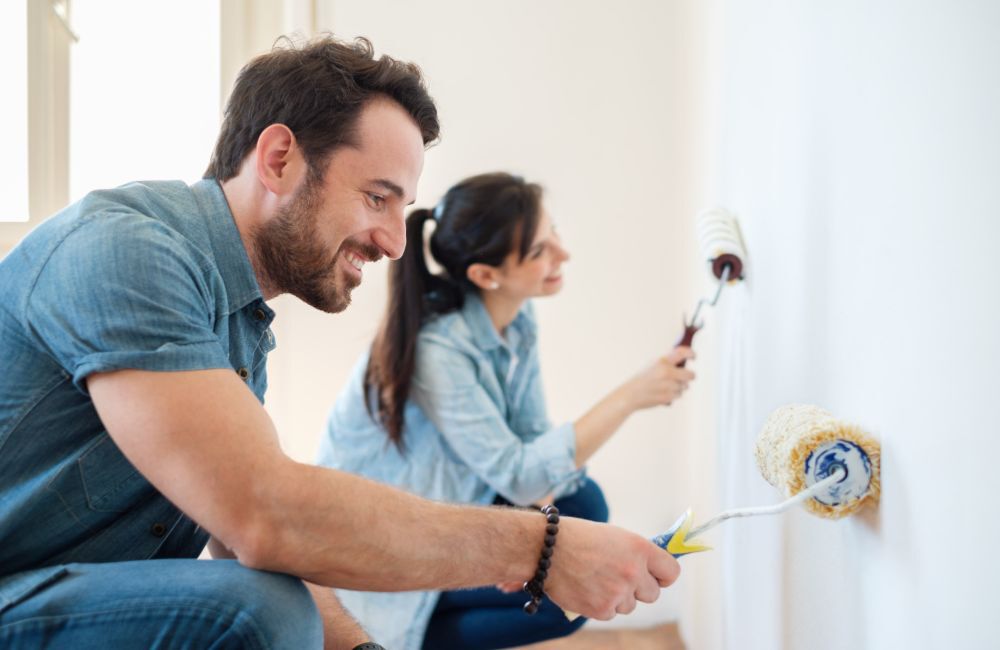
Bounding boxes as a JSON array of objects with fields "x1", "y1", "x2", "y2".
[
  {"x1": 24, "y1": 212, "x2": 232, "y2": 393},
  {"x1": 411, "y1": 337, "x2": 584, "y2": 505}
]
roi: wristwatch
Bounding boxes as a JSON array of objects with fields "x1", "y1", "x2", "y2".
[{"x1": 351, "y1": 644, "x2": 386, "y2": 650}]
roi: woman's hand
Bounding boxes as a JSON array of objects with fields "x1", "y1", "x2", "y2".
[
  {"x1": 573, "y1": 347, "x2": 697, "y2": 467},
  {"x1": 623, "y1": 347, "x2": 696, "y2": 410}
]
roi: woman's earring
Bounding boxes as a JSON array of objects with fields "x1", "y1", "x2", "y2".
[{"x1": 489, "y1": 282, "x2": 500, "y2": 290}]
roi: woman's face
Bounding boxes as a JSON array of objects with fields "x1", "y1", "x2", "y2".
[{"x1": 496, "y1": 208, "x2": 570, "y2": 299}]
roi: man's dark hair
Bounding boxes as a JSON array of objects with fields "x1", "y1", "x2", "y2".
[{"x1": 205, "y1": 35, "x2": 439, "y2": 181}]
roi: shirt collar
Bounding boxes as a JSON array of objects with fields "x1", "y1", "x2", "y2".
[
  {"x1": 190, "y1": 179, "x2": 264, "y2": 315},
  {"x1": 460, "y1": 292, "x2": 537, "y2": 352}
]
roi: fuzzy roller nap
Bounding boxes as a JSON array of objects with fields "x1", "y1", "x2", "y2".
[
  {"x1": 755, "y1": 404, "x2": 881, "y2": 519},
  {"x1": 653, "y1": 404, "x2": 881, "y2": 557}
]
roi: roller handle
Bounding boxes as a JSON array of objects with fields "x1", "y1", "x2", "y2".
[{"x1": 674, "y1": 323, "x2": 700, "y2": 368}]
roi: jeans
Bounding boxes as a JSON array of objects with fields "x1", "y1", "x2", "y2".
[
  {"x1": 0, "y1": 559, "x2": 322, "y2": 649},
  {"x1": 422, "y1": 477, "x2": 610, "y2": 650}
]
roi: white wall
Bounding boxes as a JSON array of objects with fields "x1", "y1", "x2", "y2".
[
  {"x1": 260, "y1": 0, "x2": 724, "y2": 644},
  {"x1": 711, "y1": 1, "x2": 1000, "y2": 648}
]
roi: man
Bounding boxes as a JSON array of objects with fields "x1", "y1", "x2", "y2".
[{"x1": 0, "y1": 36, "x2": 680, "y2": 649}]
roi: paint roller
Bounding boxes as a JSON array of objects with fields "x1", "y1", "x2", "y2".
[
  {"x1": 653, "y1": 404, "x2": 882, "y2": 557},
  {"x1": 675, "y1": 207, "x2": 748, "y2": 367},
  {"x1": 561, "y1": 404, "x2": 881, "y2": 621}
]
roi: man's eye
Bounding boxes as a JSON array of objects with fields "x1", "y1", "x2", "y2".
[{"x1": 368, "y1": 193, "x2": 385, "y2": 207}]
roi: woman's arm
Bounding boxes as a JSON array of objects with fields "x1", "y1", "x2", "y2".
[
  {"x1": 573, "y1": 347, "x2": 695, "y2": 466},
  {"x1": 413, "y1": 340, "x2": 695, "y2": 503}
]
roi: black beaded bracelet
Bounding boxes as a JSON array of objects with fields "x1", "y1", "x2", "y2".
[{"x1": 523, "y1": 504, "x2": 559, "y2": 615}]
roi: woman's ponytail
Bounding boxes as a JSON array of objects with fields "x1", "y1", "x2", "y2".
[
  {"x1": 364, "y1": 173, "x2": 543, "y2": 450},
  {"x1": 364, "y1": 208, "x2": 435, "y2": 447}
]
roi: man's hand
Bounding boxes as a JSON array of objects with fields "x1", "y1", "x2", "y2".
[{"x1": 543, "y1": 517, "x2": 680, "y2": 620}]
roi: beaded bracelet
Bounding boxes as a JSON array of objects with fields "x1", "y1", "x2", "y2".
[{"x1": 523, "y1": 504, "x2": 559, "y2": 614}]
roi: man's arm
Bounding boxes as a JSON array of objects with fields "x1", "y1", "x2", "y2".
[{"x1": 89, "y1": 368, "x2": 680, "y2": 619}]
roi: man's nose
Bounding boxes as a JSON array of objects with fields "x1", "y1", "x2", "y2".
[{"x1": 373, "y1": 208, "x2": 407, "y2": 260}]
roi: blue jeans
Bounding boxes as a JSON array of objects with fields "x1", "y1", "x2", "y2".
[
  {"x1": 422, "y1": 478, "x2": 610, "y2": 650},
  {"x1": 0, "y1": 559, "x2": 322, "y2": 649}
]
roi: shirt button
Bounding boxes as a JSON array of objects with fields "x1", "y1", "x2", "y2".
[
  {"x1": 254, "y1": 308, "x2": 267, "y2": 321},
  {"x1": 237, "y1": 367, "x2": 249, "y2": 381},
  {"x1": 151, "y1": 523, "x2": 167, "y2": 537}
]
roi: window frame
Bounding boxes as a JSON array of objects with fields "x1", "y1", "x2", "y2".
[{"x1": 1, "y1": 0, "x2": 72, "y2": 249}]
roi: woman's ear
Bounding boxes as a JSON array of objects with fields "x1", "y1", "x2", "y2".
[{"x1": 466, "y1": 263, "x2": 501, "y2": 291}]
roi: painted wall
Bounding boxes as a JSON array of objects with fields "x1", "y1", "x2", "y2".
[{"x1": 710, "y1": 1, "x2": 1000, "y2": 648}]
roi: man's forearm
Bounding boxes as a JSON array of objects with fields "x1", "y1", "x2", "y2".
[
  {"x1": 89, "y1": 367, "x2": 542, "y2": 594},
  {"x1": 248, "y1": 461, "x2": 542, "y2": 592}
]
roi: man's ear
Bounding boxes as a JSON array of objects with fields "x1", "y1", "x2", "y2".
[
  {"x1": 255, "y1": 124, "x2": 307, "y2": 197},
  {"x1": 466, "y1": 263, "x2": 502, "y2": 291}
]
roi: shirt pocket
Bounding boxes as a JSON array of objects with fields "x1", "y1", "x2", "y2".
[
  {"x1": 78, "y1": 433, "x2": 146, "y2": 512},
  {"x1": 45, "y1": 433, "x2": 150, "y2": 525}
]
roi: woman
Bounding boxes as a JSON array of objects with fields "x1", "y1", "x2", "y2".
[{"x1": 318, "y1": 172, "x2": 695, "y2": 650}]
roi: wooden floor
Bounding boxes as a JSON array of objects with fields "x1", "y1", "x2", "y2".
[{"x1": 508, "y1": 622, "x2": 687, "y2": 650}]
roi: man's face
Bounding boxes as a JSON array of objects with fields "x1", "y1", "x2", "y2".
[{"x1": 254, "y1": 98, "x2": 425, "y2": 313}]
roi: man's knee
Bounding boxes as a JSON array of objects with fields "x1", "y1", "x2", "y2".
[
  {"x1": 0, "y1": 561, "x2": 324, "y2": 650},
  {"x1": 212, "y1": 566, "x2": 323, "y2": 649}
]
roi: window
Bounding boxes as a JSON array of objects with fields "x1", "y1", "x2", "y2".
[
  {"x1": 2, "y1": 0, "x2": 306, "y2": 245},
  {"x1": 1, "y1": 0, "x2": 73, "y2": 242},
  {"x1": 70, "y1": 0, "x2": 221, "y2": 201},
  {"x1": 0, "y1": 1, "x2": 32, "y2": 223}
]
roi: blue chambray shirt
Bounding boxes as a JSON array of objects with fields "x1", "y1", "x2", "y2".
[
  {"x1": 0, "y1": 179, "x2": 275, "y2": 609},
  {"x1": 317, "y1": 292, "x2": 585, "y2": 650}
]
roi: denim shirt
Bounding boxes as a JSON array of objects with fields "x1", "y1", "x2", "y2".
[
  {"x1": 317, "y1": 293, "x2": 584, "y2": 650},
  {"x1": 0, "y1": 179, "x2": 275, "y2": 608}
]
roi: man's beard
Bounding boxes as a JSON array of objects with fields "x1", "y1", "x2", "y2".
[{"x1": 252, "y1": 177, "x2": 377, "y2": 313}]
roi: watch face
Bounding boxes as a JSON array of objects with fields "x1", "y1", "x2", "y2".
[{"x1": 353, "y1": 644, "x2": 386, "y2": 650}]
